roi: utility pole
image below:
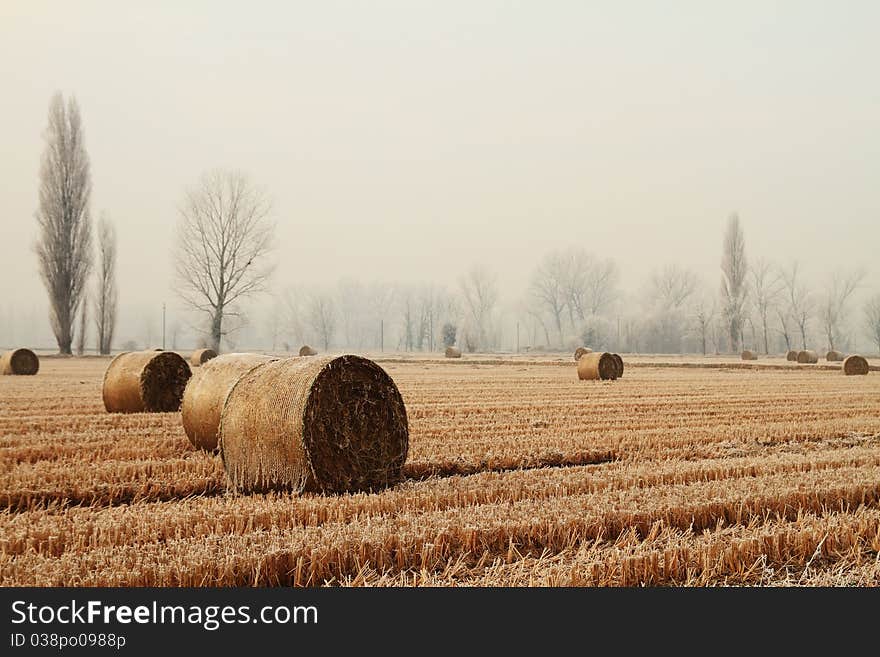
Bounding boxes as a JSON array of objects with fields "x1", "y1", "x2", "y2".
[
  {"x1": 380, "y1": 319, "x2": 384, "y2": 353},
  {"x1": 162, "y1": 303, "x2": 166, "y2": 350},
  {"x1": 516, "y1": 321, "x2": 520, "y2": 353}
]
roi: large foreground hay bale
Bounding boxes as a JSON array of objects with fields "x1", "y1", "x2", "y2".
[
  {"x1": 182, "y1": 353, "x2": 278, "y2": 451},
  {"x1": 191, "y1": 348, "x2": 218, "y2": 367},
  {"x1": 220, "y1": 355, "x2": 409, "y2": 494},
  {"x1": 825, "y1": 350, "x2": 844, "y2": 362},
  {"x1": 577, "y1": 351, "x2": 619, "y2": 380},
  {"x1": 445, "y1": 347, "x2": 462, "y2": 358},
  {"x1": 573, "y1": 347, "x2": 593, "y2": 361},
  {"x1": 299, "y1": 345, "x2": 318, "y2": 357},
  {"x1": 797, "y1": 350, "x2": 818, "y2": 364},
  {"x1": 102, "y1": 351, "x2": 192, "y2": 413},
  {"x1": 786, "y1": 350, "x2": 798, "y2": 361},
  {"x1": 0, "y1": 348, "x2": 39, "y2": 375},
  {"x1": 741, "y1": 350, "x2": 758, "y2": 361},
  {"x1": 842, "y1": 355, "x2": 869, "y2": 376}
]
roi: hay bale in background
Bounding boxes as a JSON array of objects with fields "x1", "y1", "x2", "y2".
[
  {"x1": 181, "y1": 353, "x2": 278, "y2": 451},
  {"x1": 786, "y1": 350, "x2": 799, "y2": 361},
  {"x1": 741, "y1": 350, "x2": 758, "y2": 361},
  {"x1": 102, "y1": 351, "x2": 192, "y2": 413},
  {"x1": 445, "y1": 347, "x2": 462, "y2": 358},
  {"x1": 577, "y1": 352, "x2": 619, "y2": 381},
  {"x1": 220, "y1": 355, "x2": 409, "y2": 494},
  {"x1": 191, "y1": 348, "x2": 218, "y2": 367},
  {"x1": 797, "y1": 350, "x2": 818, "y2": 364},
  {"x1": 573, "y1": 347, "x2": 593, "y2": 361},
  {"x1": 825, "y1": 350, "x2": 845, "y2": 362},
  {"x1": 842, "y1": 355, "x2": 869, "y2": 376},
  {"x1": 299, "y1": 345, "x2": 318, "y2": 357},
  {"x1": 0, "y1": 348, "x2": 39, "y2": 375}
]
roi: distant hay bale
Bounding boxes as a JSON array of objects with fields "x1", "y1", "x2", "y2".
[
  {"x1": 191, "y1": 348, "x2": 218, "y2": 367},
  {"x1": 842, "y1": 355, "x2": 869, "y2": 376},
  {"x1": 220, "y1": 355, "x2": 409, "y2": 494},
  {"x1": 786, "y1": 350, "x2": 799, "y2": 361},
  {"x1": 102, "y1": 351, "x2": 192, "y2": 413},
  {"x1": 0, "y1": 348, "x2": 39, "y2": 375},
  {"x1": 181, "y1": 353, "x2": 277, "y2": 451},
  {"x1": 797, "y1": 350, "x2": 818, "y2": 364},
  {"x1": 445, "y1": 347, "x2": 462, "y2": 358},
  {"x1": 577, "y1": 351, "x2": 619, "y2": 381},
  {"x1": 299, "y1": 345, "x2": 318, "y2": 357},
  {"x1": 611, "y1": 353, "x2": 624, "y2": 378},
  {"x1": 741, "y1": 350, "x2": 758, "y2": 361},
  {"x1": 825, "y1": 350, "x2": 845, "y2": 362},
  {"x1": 573, "y1": 347, "x2": 593, "y2": 361}
]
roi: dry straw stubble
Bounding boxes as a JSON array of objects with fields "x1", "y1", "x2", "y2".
[
  {"x1": 577, "y1": 351, "x2": 619, "y2": 380},
  {"x1": 220, "y1": 354, "x2": 409, "y2": 494},
  {"x1": 102, "y1": 351, "x2": 192, "y2": 413},
  {"x1": 842, "y1": 355, "x2": 869, "y2": 376},
  {"x1": 191, "y1": 348, "x2": 218, "y2": 367},
  {"x1": 0, "y1": 348, "x2": 39, "y2": 375},
  {"x1": 181, "y1": 353, "x2": 278, "y2": 451}
]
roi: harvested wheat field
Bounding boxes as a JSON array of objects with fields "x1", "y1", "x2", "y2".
[{"x1": 1, "y1": 356, "x2": 879, "y2": 587}]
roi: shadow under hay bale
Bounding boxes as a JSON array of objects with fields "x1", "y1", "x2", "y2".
[
  {"x1": 842, "y1": 355, "x2": 869, "y2": 376},
  {"x1": 826, "y1": 350, "x2": 845, "y2": 362},
  {"x1": 182, "y1": 353, "x2": 278, "y2": 451},
  {"x1": 786, "y1": 350, "x2": 799, "y2": 361},
  {"x1": 1, "y1": 348, "x2": 39, "y2": 375},
  {"x1": 445, "y1": 347, "x2": 462, "y2": 358},
  {"x1": 191, "y1": 348, "x2": 218, "y2": 367},
  {"x1": 102, "y1": 351, "x2": 192, "y2": 413},
  {"x1": 741, "y1": 350, "x2": 758, "y2": 361},
  {"x1": 797, "y1": 350, "x2": 818, "y2": 364},
  {"x1": 220, "y1": 355, "x2": 409, "y2": 494},
  {"x1": 577, "y1": 351, "x2": 619, "y2": 380},
  {"x1": 574, "y1": 347, "x2": 593, "y2": 361},
  {"x1": 299, "y1": 345, "x2": 318, "y2": 357}
]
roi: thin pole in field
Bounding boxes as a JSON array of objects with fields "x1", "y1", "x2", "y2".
[{"x1": 162, "y1": 303, "x2": 166, "y2": 350}]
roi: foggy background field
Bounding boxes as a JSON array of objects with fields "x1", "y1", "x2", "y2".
[{"x1": 1, "y1": 1, "x2": 878, "y2": 353}]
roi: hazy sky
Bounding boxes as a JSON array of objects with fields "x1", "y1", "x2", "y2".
[{"x1": 1, "y1": 1, "x2": 878, "y2": 346}]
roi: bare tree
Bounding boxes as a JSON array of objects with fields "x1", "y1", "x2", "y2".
[
  {"x1": 750, "y1": 258, "x2": 780, "y2": 354},
  {"x1": 651, "y1": 264, "x2": 697, "y2": 309},
  {"x1": 459, "y1": 266, "x2": 499, "y2": 351},
  {"x1": 306, "y1": 292, "x2": 336, "y2": 351},
  {"x1": 94, "y1": 215, "x2": 117, "y2": 354},
  {"x1": 781, "y1": 262, "x2": 812, "y2": 350},
  {"x1": 647, "y1": 265, "x2": 697, "y2": 353},
  {"x1": 35, "y1": 93, "x2": 93, "y2": 355},
  {"x1": 776, "y1": 308, "x2": 793, "y2": 352},
  {"x1": 692, "y1": 296, "x2": 716, "y2": 356},
  {"x1": 530, "y1": 252, "x2": 568, "y2": 346},
  {"x1": 819, "y1": 268, "x2": 865, "y2": 351},
  {"x1": 174, "y1": 170, "x2": 274, "y2": 352},
  {"x1": 866, "y1": 294, "x2": 880, "y2": 353},
  {"x1": 720, "y1": 213, "x2": 748, "y2": 353},
  {"x1": 76, "y1": 299, "x2": 88, "y2": 355}
]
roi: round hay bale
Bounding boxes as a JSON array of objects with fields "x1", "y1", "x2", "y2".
[
  {"x1": 577, "y1": 351, "x2": 618, "y2": 380},
  {"x1": 573, "y1": 347, "x2": 593, "y2": 361},
  {"x1": 181, "y1": 353, "x2": 278, "y2": 451},
  {"x1": 445, "y1": 347, "x2": 462, "y2": 358},
  {"x1": 0, "y1": 348, "x2": 39, "y2": 375},
  {"x1": 102, "y1": 351, "x2": 192, "y2": 413},
  {"x1": 611, "y1": 353, "x2": 624, "y2": 378},
  {"x1": 299, "y1": 345, "x2": 318, "y2": 357},
  {"x1": 741, "y1": 350, "x2": 758, "y2": 361},
  {"x1": 191, "y1": 348, "x2": 218, "y2": 367},
  {"x1": 786, "y1": 350, "x2": 799, "y2": 361},
  {"x1": 796, "y1": 350, "x2": 818, "y2": 364},
  {"x1": 220, "y1": 355, "x2": 409, "y2": 494},
  {"x1": 825, "y1": 350, "x2": 844, "y2": 362},
  {"x1": 842, "y1": 355, "x2": 869, "y2": 376}
]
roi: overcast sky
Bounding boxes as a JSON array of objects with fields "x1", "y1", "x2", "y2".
[{"x1": 1, "y1": 1, "x2": 878, "y2": 347}]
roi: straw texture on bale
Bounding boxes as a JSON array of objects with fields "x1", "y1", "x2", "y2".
[
  {"x1": 445, "y1": 347, "x2": 462, "y2": 358},
  {"x1": 611, "y1": 353, "x2": 624, "y2": 378},
  {"x1": 191, "y1": 348, "x2": 218, "y2": 367},
  {"x1": 825, "y1": 350, "x2": 845, "y2": 362},
  {"x1": 573, "y1": 347, "x2": 593, "y2": 361},
  {"x1": 842, "y1": 355, "x2": 869, "y2": 376},
  {"x1": 797, "y1": 350, "x2": 819, "y2": 364},
  {"x1": 299, "y1": 345, "x2": 318, "y2": 357},
  {"x1": 577, "y1": 351, "x2": 619, "y2": 381},
  {"x1": 0, "y1": 348, "x2": 39, "y2": 375},
  {"x1": 741, "y1": 350, "x2": 758, "y2": 361},
  {"x1": 181, "y1": 353, "x2": 278, "y2": 451},
  {"x1": 220, "y1": 355, "x2": 409, "y2": 494},
  {"x1": 786, "y1": 350, "x2": 799, "y2": 361},
  {"x1": 102, "y1": 351, "x2": 192, "y2": 413}
]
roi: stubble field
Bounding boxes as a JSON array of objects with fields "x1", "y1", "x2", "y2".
[{"x1": 2, "y1": 356, "x2": 879, "y2": 586}]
